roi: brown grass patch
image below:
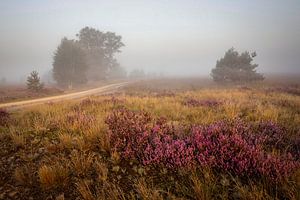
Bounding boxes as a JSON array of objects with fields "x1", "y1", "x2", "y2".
[
  {"x1": 9, "y1": 128, "x2": 26, "y2": 147},
  {"x1": 76, "y1": 179, "x2": 95, "y2": 200},
  {"x1": 70, "y1": 150, "x2": 94, "y2": 177},
  {"x1": 38, "y1": 164, "x2": 69, "y2": 190}
]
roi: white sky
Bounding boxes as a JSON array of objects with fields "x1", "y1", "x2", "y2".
[{"x1": 0, "y1": 0, "x2": 300, "y2": 81}]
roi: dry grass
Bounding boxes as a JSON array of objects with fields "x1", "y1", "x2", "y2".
[
  {"x1": 135, "y1": 179, "x2": 163, "y2": 200},
  {"x1": 97, "y1": 182, "x2": 126, "y2": 200},
  {"x1": 235, "y1": 182, "x2": 273, "y2": 200},
  {"x1": 77, "y1": 179, "x2": 127, "y2": 200},
  {"x1": 95, "y1": 161, "x2": 108, "y2": 182},
  {"x1": 190, "y1": 174, "x2": 211, "y2": 200},
  {"x1": 38, "y1": 165, "x2": 58, "y2": 189},
  {"x1": 14, "y1": 165, "x2": 36, "y2": 187},
  {"x1": 70, "y1": 150, "x2": 94, "y2": 177},
  {"x1": 38, "y1": 164, "x2": 69, "y2": 190},
  {"x1": 9, "y1": 128, "x2": 26, "y2": 147},
  {"x1": 14, "y1": 167, "x2": 28, "y2": 186},
  {"x1": 0, "y1": 79, "x2": 299, "y2": 199},
  {"x1": 55, "y1": 194, "x2": 65, "y2": 200},
  {"x1": 190, "y1": 169, "x2": 217, "y2": 200},
  {"x1": 76, "y1": 179, "x2": 95, "y2": 200},
  {"x1": 58, "y1": 132, "x2": 74, "y2": 149},
  {"x1": 111, "y1": 150, "x2": 121, "y2": 164}
]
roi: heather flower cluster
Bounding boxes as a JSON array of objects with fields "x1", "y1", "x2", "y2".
[
  {"x1": 239, "y1": 120, "x2": 299, "y2": 158},
  {"x1": 103, "y1": 97, "x2": 126, "y2": 105},
  {"x1": 183, "y1": 98, "x2": 222, "y2": 107},
  {"x1": 79, "y1": 96, "x2": 126, "y2": 106},
  {"x1": 266, "y1": 86, "x2": 300, "y2": 96},
  {"x1": 106, "y1": 109, "x2": 299, "y2": 182},
  {"x1": 0, "y1": 109, "x2": 10, "y2": 126},
  {"x1": 79, "y1": 98, "x2": 102, "y2": 107},
  {"x1": 190, "y1": 121, "x2": 299, "y2": 181}
]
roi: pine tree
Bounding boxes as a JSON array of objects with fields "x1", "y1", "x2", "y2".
[
  {"x1": 211, "y1": 48, "x2": 264, "y2": 83},
  {"x1": 27, "y1": 71, "x2": 44, "y2": 92}
]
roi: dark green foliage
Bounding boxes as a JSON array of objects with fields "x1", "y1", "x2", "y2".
[
  {"x1": 27, "y1": 71, "x2": 44, "y2": 92},
  {"x1": 52, "y1": 38, "x2": 88, "y2": 88},
  {"x1": 77, "y1": 27, "x2": 124, "y2": 80},
  {"x1": 211, "y1": 48, "x2": 264, "y2": 83}
]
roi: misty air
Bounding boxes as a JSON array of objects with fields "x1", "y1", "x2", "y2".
[{"x1": 0, "y1": 1, "x2": 299, "y2": 199}]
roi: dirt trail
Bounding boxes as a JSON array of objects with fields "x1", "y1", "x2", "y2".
[{"x1": 0, "y1": 82, "x2": 129, "y2": 110}]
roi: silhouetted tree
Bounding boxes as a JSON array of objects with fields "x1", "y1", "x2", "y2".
[
  {"x1": 211, "y1": 48, "x2": 264, "y2": 83},
  {"x1": 76, "y1": 27, "x2": 124, "y2": 80},
  {"x1": 52, "y1": 38, "x2": 88, "y2": 89},
  {"x1": 27, "y1": 71, "x2": 44, "y2": 92}
]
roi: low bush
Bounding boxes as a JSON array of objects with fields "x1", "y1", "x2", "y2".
[{"x1": 106, "y1": 109, "x2": 299, "y2": 182}]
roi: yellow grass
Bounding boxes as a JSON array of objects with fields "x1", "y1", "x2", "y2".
[
  {"x1": 38, "y1": 164, "x2": 69, "y2": 190},
  {"x1": 1, "y1": 82, "x2": 299, "y2": 199}
]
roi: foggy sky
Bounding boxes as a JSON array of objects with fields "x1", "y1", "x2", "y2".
[{"x1": 0, "y1": 0, "x2": 300, "y2": 82}]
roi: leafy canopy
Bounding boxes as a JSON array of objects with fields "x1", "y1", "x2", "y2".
[
  {"x1": 52, "y1": 38, "x2": 88, "y2": 88},
  {"x1": 76, "y1": 27, "x2": 125, "y2": 80}
]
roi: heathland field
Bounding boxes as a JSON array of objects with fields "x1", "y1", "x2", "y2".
[{"x1": 0, "y1": 79, "x2": 299, "y2": 200}]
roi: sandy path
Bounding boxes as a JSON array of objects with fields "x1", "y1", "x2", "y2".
[{"x1": 0, "y1": 82, "x2": 129, "y2": 110}]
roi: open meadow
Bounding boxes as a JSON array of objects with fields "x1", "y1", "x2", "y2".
[
  {"x1": 0, "y1": 78, "x2": 299, "y2": 200},
  {"x1": 0, "y1": 85, "x2": 63, "y2": 104}
]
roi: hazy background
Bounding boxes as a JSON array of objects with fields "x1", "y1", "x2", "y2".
[{"x1": 0, "y1": 0, "x2": 299, "y2": 83}]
